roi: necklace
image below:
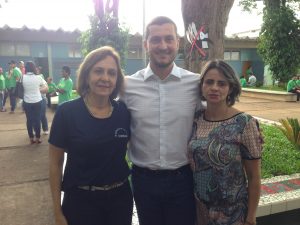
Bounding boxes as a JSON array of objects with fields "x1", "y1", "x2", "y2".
[{"x1": 84, "y1": 97, "x2": 114, "y2": 118}]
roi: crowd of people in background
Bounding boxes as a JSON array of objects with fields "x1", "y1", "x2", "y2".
[
  {"x1": 0, "y1": 60, "x2": 73, "y2": 144},
  {"x1": 240, "y1": 69, "x2": 300, "y2": 102},
  {"x1": 0, "y1": 62, "x2": 73, "y2": 112}
]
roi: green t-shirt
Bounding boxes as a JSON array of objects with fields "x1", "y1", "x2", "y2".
[
  {"x1": 0, "y1": 74, "x2": 5, "y2": 90},
  {"x1": 4, "y1": 72, "x2": 9, "y2": 88},
  {"x1": 6, "y1": 67, "x2": 21, "y2": 88},
  {"x1": 287, "y1": 80, "x2": 298, "y2": 92},
  {"x1": 240, "y1": 78, "x2": 247, "y2": 87},
  {"x1": 57, "y1": 77, "x2": 73, "y2": 104},
  {"x1": 48, "y1": 82, "x2": 57, "y2": 93},
  {"x1": 246, "y1": 68, "x2": 253, "y2": 76},
  {"x1": 296, "y1": 79, "x2": 300, "y2": 86}
]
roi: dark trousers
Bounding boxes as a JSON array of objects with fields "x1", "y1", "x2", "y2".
[
  {"x1": 8, "y1": 87, "x2": 16, "y2": 112},
  {"x1": 46, "y1": 93, "x2": 51, "y2": 108},
  {"x1": 2, "y1": 89, "x2": 8, "y2": 107},
  {"x1": 62, "y1": 181, "x2": 133, "y2": 225},
  {"x1": 132, "y1": 165, "x2": 196, "y2": 225},
  {"x1": 23, "y1": 101, "x2": 42, "y2": 139},
  {"x1": 0, "y1": 91, "x2": 4, "y2": 109},
  {"x1": 40, "y1": 98, "x2": 48, "y2": 131},
  {"x1": 289, "y1": 90, "x2": 300, "y2": 101}
]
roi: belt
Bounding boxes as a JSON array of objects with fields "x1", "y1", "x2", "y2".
[
  {"x1": 132, "y1": 164, "x2": 191, "y2": 177},
  {"x1": 77, "y1": 178, "x2": 127, "y2": 191}
]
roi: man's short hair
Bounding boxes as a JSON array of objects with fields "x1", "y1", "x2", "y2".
[
  {"x1": 62, "y1": 66, "x2": 71, "y2": 75},
  {"x1": 8, "y1": 60, "x2": 16, "y2": 65},
  {"x1": 144, "y1": 16, "x2": 178, "y2": 40}
]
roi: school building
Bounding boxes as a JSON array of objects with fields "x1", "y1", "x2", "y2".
[{"x1": 0, "y1": 26, "x2": 264, "y2": 83}]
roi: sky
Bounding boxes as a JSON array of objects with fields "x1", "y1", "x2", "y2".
[{"x1": 0, "y1": 0, "x2": 264, "y2": 36}]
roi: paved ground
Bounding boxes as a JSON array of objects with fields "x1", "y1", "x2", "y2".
[
  {"x1": 236, "y1": 96, "x2": 300, "y2": 122},
  {"x1": 0, "y1": 107, "x2": 55, "y2": 225},
  {"x1": 0, "y1": 96, "x2": 299, "y2": 225}
]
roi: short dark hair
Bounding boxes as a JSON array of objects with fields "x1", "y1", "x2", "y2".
[
  {"x1": 199, "y1": 60, "x2": 241, "y2": 106},
  {"x1": 77, "y1": 46, "x2": 124, "y2": 100},
  {"x1": 8, "y1": 60, "x2": 16, "y2": 65},
  {"x1": 25, "y1": 61, "x2": 37, "y2": 74},
  {"x1": 144, "y1": 16, "x2": 178, "y2": 40},
  {"x1": 62, "y1": 66, "x2": 71, "y2": 75}
]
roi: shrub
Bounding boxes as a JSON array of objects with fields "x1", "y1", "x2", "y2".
[
  {"x1": 261, "y1": 123, "x2": 300, "y2": 178},
  {"x1": 255, "y1": 81, "x2": 263, "y2": 87},
  {"x1": 277, "y1": 118, "x2": 300, "y2": 151}
]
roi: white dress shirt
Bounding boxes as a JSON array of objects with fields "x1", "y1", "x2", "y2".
[{"x1": 122, "y1": 63, "x2": 200, "y2": 169}]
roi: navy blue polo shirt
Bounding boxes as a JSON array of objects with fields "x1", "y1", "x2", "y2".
[{"x1": 49, "y1": 97, "x2": 131, "y2": 191}]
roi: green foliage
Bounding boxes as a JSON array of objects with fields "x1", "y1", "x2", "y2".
[
  {"x1": 126, "y1": 153, "x2": 132, "y2": 169},
  {"x1": 255, "y1": 80, "x2": 264, "y2": 87},
  {"x1": 239, "y1": 0, "x2": 300, "y2": 11},
  {"x1": 238, "y1": 0, "x2": 257, "y2": 11},
  {"x1": 258, "y1": 6, "x2": 300, "y2": 83},
  {"x1": 277, "y1": 118, "x2": 300, "y2": 150},
  {"x1": 79, "y1": 14, "x2": 129, "y2": 67},
  {"x1": 71, "y1": 90, "x2": 79, "y2": 99},
  {"x1": 261, "y1": 123, "x2": 300, "y2": 178}
]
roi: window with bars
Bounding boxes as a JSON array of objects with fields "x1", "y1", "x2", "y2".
[
  {"x1": 68, "y1": 45, "x2": 82, "y2": 58},
  {"x1": 224, "y1": 51, "x2": 240, "y2": 61},
  {"x1": 0, "y1": 42, "x2": 30, "y2": 56}
]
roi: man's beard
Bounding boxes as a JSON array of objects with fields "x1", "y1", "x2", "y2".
[
  {"x1": 150, "y1": 52, "x2": 176, "y2": 68},
  {"x1": 156, "y1": 60, "x2": 173, "y2": 68}
]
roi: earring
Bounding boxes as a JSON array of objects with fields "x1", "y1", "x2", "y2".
[{"x1": 227, "y1": 95, "x2": 231, "y2": 102}]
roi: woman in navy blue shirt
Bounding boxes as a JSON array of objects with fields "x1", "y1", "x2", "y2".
[{"x1": 49, "y1": 46, "x2": 132, "y2": 225}]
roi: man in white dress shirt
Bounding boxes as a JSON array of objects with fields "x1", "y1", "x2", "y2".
[{"x1": 121, "y1": 16, "x2": 200, "y2": 225}]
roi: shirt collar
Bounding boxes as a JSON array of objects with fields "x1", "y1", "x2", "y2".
[{"x1": 143, "y1": 63, "x2": 182, "y2": 81}]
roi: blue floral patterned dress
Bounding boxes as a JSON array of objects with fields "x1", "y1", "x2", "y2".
[{"x1": 188, "y1": 111, "x2": 263, "y2": 225}]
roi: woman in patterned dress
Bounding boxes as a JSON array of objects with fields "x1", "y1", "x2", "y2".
[{"x1": 188, "y1": 60, "x2": 263, "y2": 225}]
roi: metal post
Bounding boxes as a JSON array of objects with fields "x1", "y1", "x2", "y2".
[
  {"x1": 142, "y1": 0, "x2": 147, "y2": 66},
  {"x1": 47, "y1": 43, "x2": 53, "y2": 80}
]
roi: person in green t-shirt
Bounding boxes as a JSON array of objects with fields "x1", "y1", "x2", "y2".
[
  {"x1": 57, "y1": 66, "x2": 73, "y2": 104},
  {"x1": 0, "y1": 67, "x2": 6, "y2": 112},
  {"x1": 7, "y1": 60, "x2": 22, "y2": 113},
  {"x1": 246, "y1": 65, "x2": 253, "y2": 78},
  {"x1": 46, "y1": 77, "x2": 57, "y2": 108},
  {"x1": 296, "y1": 75, "x2": 300, "y2": 87},
  {"x1": 2, "y1": 70, "x2": 10, "y2": 111},
  {"x1": 287, "y1": 76, "x2": 300, "y2": 101},
  {"x1": 240, "y1": 76, "x2": 247, "y2": 87}
]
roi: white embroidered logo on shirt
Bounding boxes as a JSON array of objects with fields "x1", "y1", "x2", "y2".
[{"x1": 114, "y1": 128, "x2": 128, "y2": 138}]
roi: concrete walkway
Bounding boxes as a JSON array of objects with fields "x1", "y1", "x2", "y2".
[
  {"x1": 0, "y1": 96, "x2": 299, "y2": 225},
  {"x1": 0, "y1": 107, "x2": 54, "y2": 225},
  {"x1": 236, "y1": 96, "x2": 300, "y2": 122}
]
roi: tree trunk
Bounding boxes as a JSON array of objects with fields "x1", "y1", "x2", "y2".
[
  {"x1": 94, "y1": 0, "x2": 104, "y2": 21},
  {"x1": 106, "y1": 0, "x2": 120, "y2": 31},
  {"x1": 106, "y1": 0, "x2": 120, "y2": 19},
  {"x1": 181, "y1": 0, "x2": 234, "y2": 73},
  {"x1": 264, "y1": 0, "x2": 281, "y2": 9}
]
